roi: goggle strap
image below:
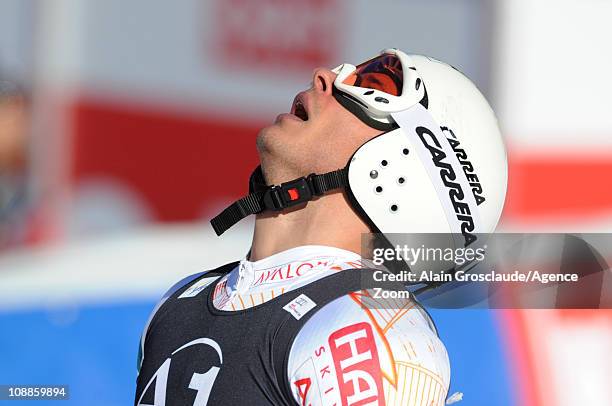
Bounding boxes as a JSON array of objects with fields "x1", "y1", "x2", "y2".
[{"x1": 211, "y1": 168, "x2": 349, "y2": 236}]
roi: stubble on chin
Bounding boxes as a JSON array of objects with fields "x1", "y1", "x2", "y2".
[
  {"x1": 255, "y1": 125, "x2": 273, "y2": 156},
  {"x1": 255, "y1": 126, "x2": 296, "y2": 185}
]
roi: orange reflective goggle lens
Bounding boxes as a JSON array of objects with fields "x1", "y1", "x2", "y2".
[{"x1": 342, "y1": 53, "x2": 403, "y2": 96}]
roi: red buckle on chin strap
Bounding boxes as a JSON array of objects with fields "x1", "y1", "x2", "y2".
[
  {"x1": 287, "y1": 188, "x2": 299, "y2": 201},
  {"x1": 263, "y1": 176, "x2": 314, "y2": 211},
  {"x1": 210, "y1": 168, "x2": 348, "y2": 236}
]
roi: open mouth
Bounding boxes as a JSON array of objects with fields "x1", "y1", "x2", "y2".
[{"x1": 292, "y1": 96, "x2": 309, "y2": 121}]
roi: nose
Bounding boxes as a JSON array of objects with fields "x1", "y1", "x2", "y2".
[{"x1": 312, "y1": 67, "x2": 336, "y2": 95}]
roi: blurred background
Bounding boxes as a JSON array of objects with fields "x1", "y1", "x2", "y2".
[{"x1": 0, "y1": 0, "x2": 611, "y2": 404}]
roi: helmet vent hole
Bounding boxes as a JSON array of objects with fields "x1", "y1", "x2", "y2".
[
  {"x1": 363, "y1": 90, "x2": 374, "y2": 96},
  {"x1": 375, "y1": 186, "x2": 383, "y2": 194},
  {"x1": 375, "y1": 96, "x2": 389, "y2": 104},
  {"x1": 381, "y1": 160, "x2": 388, "y2": 167},
  {"x1": 369, "y1": 170, "x2": 378, "y2": 179},
  {"x1": 397, "y1": 177, "x2": 405, "y2": 185},
  {"x1": 390, "y1": 204, "x2": 398, "y2": 212},
  {"x1": 415, "y1": 78, "x2": 422, "y2": 90},
  {"x1": 402, "y1": 148, "x2": 409, "y2": 155}
]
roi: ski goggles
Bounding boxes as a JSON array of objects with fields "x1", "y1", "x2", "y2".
[{"x1": 332, "y1": 48, "x2": 425, "y2": 129}]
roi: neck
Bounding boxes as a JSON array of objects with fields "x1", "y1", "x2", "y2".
[{"x1": 249, "y1": 191, "x2": 370, "y2": 261}]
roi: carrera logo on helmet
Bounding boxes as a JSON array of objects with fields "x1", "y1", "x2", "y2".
[
  {"x1": 441, "y1": 127, "x2": 486, "y2": 206},
  {"x1": 416, "y1": 126, "x2": 477, "y2": 246}
]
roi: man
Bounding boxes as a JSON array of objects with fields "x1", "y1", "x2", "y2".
[
  {"x1": 135, "y1": 49, "x2": 507, "y2": 405},
  {"x1": 0, "y1": 78, "x2": 28, "y2": 248}
]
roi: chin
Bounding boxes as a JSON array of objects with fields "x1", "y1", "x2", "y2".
[
  {"x1": 255, "y1": 125, "x2": 288, "y2": 171},
  {"x1": 256, "y1": 136, "x2": 306, "y2": 184},
  {"x1": 256, "y1": 118, "x2": 300, "y2": 152},
  {"x1": 255, "y1": 124, "x2": 279, "y2": 154}
]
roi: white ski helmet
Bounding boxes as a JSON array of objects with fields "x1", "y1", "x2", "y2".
[{"x1": 211, "y1": 49, "x2": 507, "y2": 250}]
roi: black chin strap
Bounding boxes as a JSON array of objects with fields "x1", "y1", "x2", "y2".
[{"x1": 210, "y1": 167, "x2": 348, "y2": 236}]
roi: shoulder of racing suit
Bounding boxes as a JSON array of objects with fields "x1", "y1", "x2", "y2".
[
  {"x1": 287, "y1": 289, "x2": 450, "y2": 406},
  {"x1": 136, "y1": 262, "x2": 238, "y2": 374}
]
